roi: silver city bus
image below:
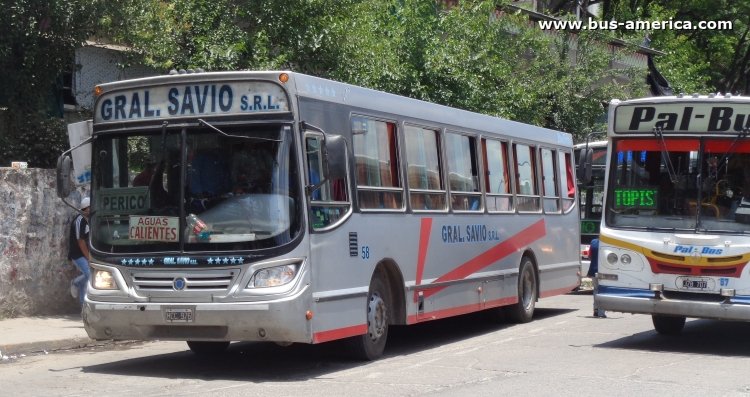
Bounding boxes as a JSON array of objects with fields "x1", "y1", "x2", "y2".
[{"x1": 57, "y1": 71, "x2": 580, "y2": 359}]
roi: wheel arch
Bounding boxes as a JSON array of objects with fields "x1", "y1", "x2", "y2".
[{"x1": 373, "y1": 258, "x2": 407, "y2": 325}]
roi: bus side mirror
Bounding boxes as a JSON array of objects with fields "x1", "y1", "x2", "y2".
[
  {"x1": 324, "y1": 135, "x2": 347, "y2": 181},
  {"x1": 56, "y1": 154, "x2": 74, "y2": 198},
  {"x1": 577, "y1": 148, "x2": 593, "y2": 185}
]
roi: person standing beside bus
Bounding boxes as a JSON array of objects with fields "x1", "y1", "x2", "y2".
[
  {"x1": 587, "y1": 238, "x2": 606, "y2": 318},
  {"x1": 68, "y1": 197, "x2": 91, "y2": 307}
]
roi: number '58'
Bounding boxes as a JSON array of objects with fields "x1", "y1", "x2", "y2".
[{"x1": 361, "y1": 246, "x2": 370, "y2": 259}]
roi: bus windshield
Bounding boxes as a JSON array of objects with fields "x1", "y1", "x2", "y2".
[
  {"x1": 90, "y1": 124, "x2": 301, "y2": 253},
  {"x1": 577, "y1": 144, "x2": 606, "y2": 245},
  {"x1": 605, "y1": 137, "x2": 750, "y2": 233}
]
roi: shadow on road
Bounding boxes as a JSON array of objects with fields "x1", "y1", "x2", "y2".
[
  {"x1": 596, "y1": 318, "x2": 750, "y2": 357},
  {"x1": 81, "y1": 307, "x2": 573, "y2": 381}
]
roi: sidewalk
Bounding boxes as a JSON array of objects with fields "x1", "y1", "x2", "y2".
[{"x1": 0, "y1": 314, "x2": 98, "y2": 359}]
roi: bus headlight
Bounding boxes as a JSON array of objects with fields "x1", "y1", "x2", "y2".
[
  {"x1": 92, "y1": 269, "x2": 118, "y2": 290},
  {"x1": 601, "y1": 247, "x2": 644, "y2": 271},
  {"x1": 249, "y1": 264, "x2": 299, "y2": 288}
]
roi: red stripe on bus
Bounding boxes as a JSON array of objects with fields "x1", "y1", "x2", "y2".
[
  {"x1": 615, "y1": 138, "x2": 698, "y2": 152},
  {"x1": 421, "y1": 219, "x2": 546, "y2": 300},
  {"x1": 413, "y1": 217, "x2": 433, "y2": 302},
  {"x1": 313, "y1": 324, "x2": 367, "y2": 344},
  {"x1": 407, "y1": 296, "x2": 518, "y2": 324}
]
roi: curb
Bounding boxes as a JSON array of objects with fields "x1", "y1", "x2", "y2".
[{"x1": 1, "y1": 338, "x2": 138, "y2": 360}]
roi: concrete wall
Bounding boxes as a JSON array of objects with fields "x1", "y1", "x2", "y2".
[{"x1": 0, "y1": 168, "x2": 82, "y2": 318}]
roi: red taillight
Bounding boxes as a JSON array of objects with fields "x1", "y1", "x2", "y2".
[{"x1": 581, "y1": 244, "x2": 591, "y2": 259}]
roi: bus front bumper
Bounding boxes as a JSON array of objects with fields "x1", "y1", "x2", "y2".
[
  {"x1": 594, "y1": 286, "x2": 750, "y2": 321},
  {"x1": 82, "y1": 294, "x2": 312, "y2": 343}
]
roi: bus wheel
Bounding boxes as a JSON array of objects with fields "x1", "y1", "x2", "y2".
[
  {"x1": 504, "y1": 257, "x2": 537, "y2": 323},
  {"x1": 349, "y1": 276, "x2": 390, "y2": 360},
  {"x1": 652, "y1": 315, "x2": 686, "y2": 335},
  {"x1": 187, "y1": 341, "x2": 230, "y2": 355}
]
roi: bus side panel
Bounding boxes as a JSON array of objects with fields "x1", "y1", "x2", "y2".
[
  {"x1": 308, "y1": 212, "x2": 579, "y2": 341},
  {"x1": 535, "y1": 213, "x2": 582, "y2": 297},
  {"x1": 308, "y1": 214, "x2": 417, "y2": 342}
]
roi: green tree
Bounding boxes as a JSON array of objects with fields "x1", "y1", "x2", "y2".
[
  {"x1": 326, "y1": 0, "x2": 645, "y2": 138},
  {"x1": 99, "y1": 0, "x2": 245, "y2": 71},
  {"x1": 0, "y1": 0, "x2": 102, "y2": 167},
  {"x1": 23, "y1": 0, "x2": 647, "y2": 153},
  {"x1": 594, "y1": 0, "x2": 746, "y2": 94}
]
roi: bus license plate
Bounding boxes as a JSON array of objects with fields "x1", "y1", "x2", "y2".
[
  {"x1": 682, "y1": 279, "x2": 708, "y2": 289},
  {"x1": 165, "y1": 308, "x2": 194, "y2": 323}
]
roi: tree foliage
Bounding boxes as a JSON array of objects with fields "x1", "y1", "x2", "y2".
[
  {"x1": 325, "y1": 0, "x2": 645, "y2": 137},
  {"x1": 575, "y1": 0, "x2": 748, "y2": 95},
  {"x1": 0, "y1": 0, "x2": 102, "y2": 167},
  {"x1": 3, "y1": 0, "x2": 655, "y2": 166}
]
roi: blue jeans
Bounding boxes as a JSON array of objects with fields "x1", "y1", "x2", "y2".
[{"x1": 71, "y1": 257, "x2": 90, "y2": 307}]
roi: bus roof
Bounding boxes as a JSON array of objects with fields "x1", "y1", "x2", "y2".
[
  {"x1": 574, "y1": 140, "x2": 607, "y2": 149},
  {"x1": 94, "y1": 71, "x2": 572, "y2": 147},
  {"x1": 609, "y1": 94, "x2": 750, "y2": 136},
  {"x1": 611, "y1": 94, "x2": 750, "y2": 106}
]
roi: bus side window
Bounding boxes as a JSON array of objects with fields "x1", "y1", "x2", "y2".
[
  {"x1": 404, "y1": 125, "x2": 446, "y2": 211},
  {"x1": 306, "y1": 135, "x2": 350, "y2": 229},
  {"x1": 560, "y1": 151, "x2": 575, "y2": 212},
  {"x1": 352, "y1": 116, "x2": 403, "y2": 210},
  {"x1": 446, "y1": 131, "x2": 481, "y2": 211},
  {"x1": 483, "y1": 138, "x2": 513, "y2": 212},
  {"x1": 541, "y1": 148, "x2": 560, "y2": 213},
  {"x1": 514, "y1": 143, "x2": 540, "y2": 212}
]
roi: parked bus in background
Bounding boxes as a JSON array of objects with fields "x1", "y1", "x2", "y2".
[
  {"x1": 575, "y1": 140, "x2": 607, "y2": 277},
  {"x1": 592, "y1": 94, "x2": 750, "y2": 334},
  {"x1": 57, "y1": 71, "x2": 580, "y2": 360}
]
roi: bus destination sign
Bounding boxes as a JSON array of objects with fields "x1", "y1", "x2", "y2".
[
  {"x1": 129, "y1": 215, "x2": 179, "y2": 242},
  {"x1": 98, "y1": 187, "x2": 149, "y2": 216},
  {"x1": 614, "y1": 103, "x2": 750, "y2": 134},
  {"x1": 95, "y1": 81, "x2": 290, "y2": 123},
  {"x1": 613, "y1": 188, "x2": 658, "y2": 210}
]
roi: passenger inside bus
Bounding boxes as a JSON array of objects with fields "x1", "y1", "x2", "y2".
[
  {"x1": 232, "y1": 141, "x2": 273, "y2": 195},
  {"x1": 189, "y1": 148, "x2": 230, "y2": 197},
  {"x1": 131, "y1": 154, "x2": 171, "y2": 211}
]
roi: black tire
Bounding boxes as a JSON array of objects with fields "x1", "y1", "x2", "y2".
[
  {"x1": 186, "y1": 341, "x2": 230, "y2": 355},
  {"x1": 348, "y1": 275, "x2": 390, "y2": 361},
  {"x1": 652, "y1": 315, "x2": 686, "y2": 335},
  {"x1": 504, "y1": 257, "x2": 537, "y2": 323}
]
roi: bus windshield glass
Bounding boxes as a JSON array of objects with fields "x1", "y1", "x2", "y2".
[
  {"x1": 90, "y1": 124, "x2": 301, "y2": 253},
  {"x1": 606, "y1": 137, "x2": 750, "y2": 233},
  {"x1": 577, "y1": 144, "x2": 606, "y2": 244}
]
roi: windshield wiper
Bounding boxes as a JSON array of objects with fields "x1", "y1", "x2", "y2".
[
  {"x1": 652, "y1": 126, "x2": 679, "y2": 183},
  {"x1": 715, "y1": 128, "x2": 750, "y2": 172},
  {"x1": 197, "y1": 119, "x2": 281, "y2": 142}
]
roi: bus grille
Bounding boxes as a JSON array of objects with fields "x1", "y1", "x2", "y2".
[
  {"x1": 129, "y1": 269, "x2": 239, "y2": 291},
  {"x1": 662, "y1": 291, "x2": 725, "y2": 302},
  {"x1": 651, "y1": 262, "x2": 744, "y2": 277}
]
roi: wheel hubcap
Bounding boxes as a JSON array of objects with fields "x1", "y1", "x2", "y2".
[{"x1": 367, "y1": 292, "x2": 387, "y2": 341}]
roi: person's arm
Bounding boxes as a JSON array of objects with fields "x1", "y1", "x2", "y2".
[
  {"x1": 76, "y1": 216, "x2": 91, "y2": 259},
  {"x1": 77, "y1": 239, "x2": 90, "y2": 259}
]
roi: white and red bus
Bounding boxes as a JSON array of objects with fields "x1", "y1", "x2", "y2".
[
  {"x1": 593, "y1": 94, "x2": 750, "y2": 334},
  {"x1": 57, "y1": 71, "x2": 580, "y2": 359}
]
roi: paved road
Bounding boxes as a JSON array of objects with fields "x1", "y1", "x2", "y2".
[{"x1": 4, "y1": 292, "x2": 750, "y2": 396}]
